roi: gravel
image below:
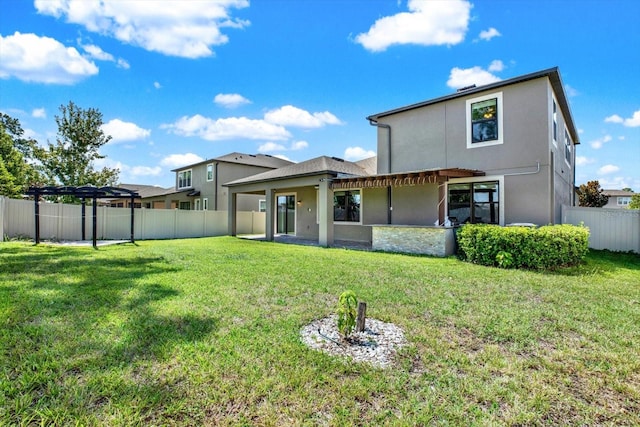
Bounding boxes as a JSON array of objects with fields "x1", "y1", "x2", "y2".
[{"x1": 300, "y1": 315, "x2": 407, "y2": 369}]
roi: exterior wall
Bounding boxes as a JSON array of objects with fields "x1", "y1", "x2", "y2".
[
  {"x1": 376, "y1": 76, "x2": 574, "y2": 225},
  {"x1": 389, "y1": 185, "x2": 439, "y2": 225}
]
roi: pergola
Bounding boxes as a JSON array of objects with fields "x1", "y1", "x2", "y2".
[{"x1": 26, "y1": 186, "x2": 140, "y2": 248}]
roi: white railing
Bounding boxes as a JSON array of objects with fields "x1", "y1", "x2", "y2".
[
  {"x1": 0, "y1": 197, "x2": 265, "y2": 241},
  {"x1": 563, "y1": 205, "x2": 640, "y2": 253}
]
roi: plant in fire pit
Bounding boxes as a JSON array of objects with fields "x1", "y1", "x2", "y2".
[{"x1": 337, "y1": 290, "x2": 358, "y2": 339}]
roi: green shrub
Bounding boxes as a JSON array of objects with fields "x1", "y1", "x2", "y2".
[{"x1": 456, "y1": 224, "x2": 589, "y2": 269}]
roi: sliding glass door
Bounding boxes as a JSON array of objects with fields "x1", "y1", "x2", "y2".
[{"x1": 276, "y1": 194, "x2": 296, "y2": 235}]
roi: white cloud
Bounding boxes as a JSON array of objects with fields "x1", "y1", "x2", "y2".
[
  {"x1": 214, "y1": 93, "x2": 251, "y2": 108},
  {"x1": 590, "y1": 135, "x2": 612, "y2": 149},
  {"x1": 605, "y1": 114, "x2": 624, "y2": 124},
  {"x1": 35, "y1": 0, "x2": 250, "y2": 59},
  {"x1": 81, "y1": 43, "x2": 114, "y2": 61},
  {"x1": 163, "y1": 114, "x2": 291, "y2": 141},
  {"x1": 488, "y1": 59, "x2": 504, "y2": 72},
  {"x1": 258, "y1": 142, "x2": 286, "y2": 152},
  {"x1": 564, "y1": 84, "x2": 579, "y2": 97},
  {"x1": 32, "y1": 108, "x2": 46, "y2": 119},
  {"x1": 355, "y1": 0, "x2": 471, "y2": 52},
  {"x1": 116, "y1": 58, "x2": 130, "y2": 69},
  {"x1": 290, "y1": 140, "x2": 308, "y2": 150},
  {"x1": 446, "y1": 65, "x2": 501, "y2": 89},
  {"x1": 597, "y1": 176, "x2": 640, "y2": 191},
  {"x1": 154, "y1": 81, "x2": 162, "y2": 89},
  {"x1": 102, "y1": 119, "x2": 151, "y2": 143},
  {"x1": 575, "y1": 156, "x2": 595, "y2": 166},
  {"x1": 160, "y1": 153, "x2": 204, "y2": 168},
  {"x1": 344, "y1": 146, "x2": 376, "y2": 161},
  {"x1": 605, "y1": 110, "x2": 640, "y2": 127},
  {"x1": 130, "y1": 165, "x2": 162, "y2": 176},
  {"x1": 478, "y1": 27, "x2": 501, "y2": 41},
  {"x1": 264, "y1": 105, "x2": 342, "y2": 128},
  {"x1": 598, "y1": 164, "x2": 620, "y2": 175},
  {"x1": 0, "y1": 32, "x2": 98, "y2": 84}
]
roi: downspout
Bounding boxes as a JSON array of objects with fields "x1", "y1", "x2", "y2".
[
  {"x1": 214, "y1": 162, "x2": 219, "y2": 211},
  {"x1": 369, "y1": 119, "x2": 392, "y2": 224}
]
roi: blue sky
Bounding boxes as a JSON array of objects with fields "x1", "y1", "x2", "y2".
[{"x1": 1, "y1": 0, "x2": 639, "y2": 190}]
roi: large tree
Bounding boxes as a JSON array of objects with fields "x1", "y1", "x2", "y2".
[
  {"x1": 577, "y1": 180, "x2": 609, "y2": 207},
  {"x1": 34, "y1": 101, "x2": 119, "y2": 193},
  {"x1": 0, "y1": 115, "x2": 43, "y2": 198},
  {"x1": 629, "y1": 194, "x2": 640, "y2": 210}
]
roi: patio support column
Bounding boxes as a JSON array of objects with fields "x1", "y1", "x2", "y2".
[
  {"x1": 318, "y1": 179, "x2": 334, "y2": 247},
  {"x1": 264, "y1": 188, "x2": 275, "y2": 242},
  {"x1": 228, "y1": 191, "x2": 237, "y2": 236}
]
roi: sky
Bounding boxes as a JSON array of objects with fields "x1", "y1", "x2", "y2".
[{"x1": 1, "y1": 0, "x2": 639, "y2": 190}]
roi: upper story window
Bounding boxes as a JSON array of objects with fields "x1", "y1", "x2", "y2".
[
  {"x1": 564, "y1": 128, "x2": 572, "y2": 165},
  {"x1": 618, "y1": 197, "x2": 631, "y2": 206},
  {"x1": 334, "y1": 190, "x2": 361, "y2": 223},
  {"x1": 206, "y1": 164, "x2": 214, "y2": 181},
  {"x1": 552, "y1": 99, "x2": 558, "y2": 145},
  {"x1": 466, "y1": 92, "x2": 504, "y2": 148},
  {"x1": 178, "y1": 169, "x2": 192, "y2": 189}
]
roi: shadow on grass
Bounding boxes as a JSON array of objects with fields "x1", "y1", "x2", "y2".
[{"x1": 1, "y1": 245, "x2": 217, "y2": 423}]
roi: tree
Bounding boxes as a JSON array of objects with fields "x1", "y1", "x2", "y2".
[
  {"x1": 629, "y1": 194, "x2": 640, "y2": 210},
  {"x1": 0, "y1": 116, "x2": 43, "y2": 198},
  {"x1": 34, "y1": 101, "x2": 119, "y2": 198},
  {"x1": 577, "y1": 180, "x2": 609, "y2": 207}
]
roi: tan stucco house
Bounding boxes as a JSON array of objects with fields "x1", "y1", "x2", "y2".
[{"x1": 225, "y1": 67, "x2": 579, "y2": 254}]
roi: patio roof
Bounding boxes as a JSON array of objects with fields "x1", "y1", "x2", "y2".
[{"x1": 330, "y1": 167, "x2": 484, "y2": 189}]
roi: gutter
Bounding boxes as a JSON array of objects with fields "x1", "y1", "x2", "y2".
[{"x1": 369, "y1": 118, "x2": 392, "y2": 224}]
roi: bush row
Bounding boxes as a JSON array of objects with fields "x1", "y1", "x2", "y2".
[{"x1": 456, "y1": 224, "x2": 590, "y2": 269}]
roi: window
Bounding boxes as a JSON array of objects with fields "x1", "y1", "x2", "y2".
[
  {"x1": 564, "y1": 128, "x2": 572, "y2": 164},
  {"x1": 206, "y1": 164, "x2": 214, "y2": 181},
  {"x1": 466, "y1": 92, "x2": 503, "y2": 148},
  {"x1": 178, "y1": 169, "x2": 192, "y2": 189},
  {"x1": 618, "y1": 197, "x2": 631, "y2": 206},
  {"x1": 179, "y1": 201, "x2": 191, "y2": 210},
  {"x1": 448, "y1": 181, "x2": 499, "y2": 224},
  {"x1": 259, "y1": 200, "x2": 266, "y2": 212},
  {"x1": 334, "y1": 190, "x2": 361, "y2": 222},
  {"x1": 552, "y1": 99, "x2": 558, "y2": 145},
  {"x1": 195, "y1": 199, "x2": 201, "y2": 210},
  {"x1": 203, "y1": 198, "x2": 209, "y2": 210}
]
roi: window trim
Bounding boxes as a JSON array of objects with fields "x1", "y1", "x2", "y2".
[
  {"x1": 203, "y1": 198, "x2": 209, "y2": 210},
  {"x1": 206, "y1": 163, "x2": 214, "y2": 182},
  {"x1": 446, "y1": 175, "x2": 505, "y2": 226},
  {"x1": 258, "y1": 199, "x2": 266, "y2": 212},
  {"x1": 333, "y1": 189, "x2": 362, "y2": 225},
  {"x1": 617, "y1": 197, "x2": 631, "y2": 206},
  {"x1": 177, "y1": 169, "x2": 192, "y2": 189},
  {"x1": 564, "y1": 127, "x2": 572, "y2": 166},
  {"x1": 552, "y1": 97, "x2": 558, "y2": 147},
  {"x1": 466, "y1": 92, "x2": 504, "y2": 149}
]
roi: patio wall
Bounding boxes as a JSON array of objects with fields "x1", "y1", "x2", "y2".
[{"x1": 0, "y1": 197, "x2": 265, "y2": 241}]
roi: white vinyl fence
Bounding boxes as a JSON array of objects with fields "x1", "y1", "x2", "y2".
[
  {"x1": 1, "y1": 197, "x2": 265, "y2": 242},
  {"x1": 563, "y1": 205, "x2": 640, "y2": 253}
]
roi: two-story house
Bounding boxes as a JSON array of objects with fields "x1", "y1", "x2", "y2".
[
  {"x1": 169, "y1": 152, "x2": 294, "y2": 211},
  {"x1": 225, "y1": 67, "x2": 579, "y2": 250}
]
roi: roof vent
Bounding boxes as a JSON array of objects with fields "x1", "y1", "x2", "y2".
[
  {"x1": 456, "y1": 84, "x2": 476, "y2": 93},
  {"x1": 331, "y1": 156, "x2": 345, "y2": 162}
]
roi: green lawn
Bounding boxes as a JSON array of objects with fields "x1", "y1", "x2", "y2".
[{"x1": 1, "y1": 237, "x2": 639, "y2": 426}]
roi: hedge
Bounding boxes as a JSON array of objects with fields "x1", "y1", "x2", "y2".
[{"x1": 456, "y1": 224, "x2": 590, "y2": 269}]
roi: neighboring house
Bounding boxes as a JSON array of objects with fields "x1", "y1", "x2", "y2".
[
  {"x1": 602, "y1": 189, "x2": 635, "y2": 209},
  {"x1": 226, "y1": 67, "x2": 579, "y2": 248},
  {"x1": 169, "y1": 153, "x2": 294, "y2": 211},
  {"x1": 104, "y1": 183, "x2": 174, "y2": 208}
]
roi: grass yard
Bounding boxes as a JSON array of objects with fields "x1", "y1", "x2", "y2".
[{"x1": 1, "y1": 237, "x2": 639, "y2": 426}]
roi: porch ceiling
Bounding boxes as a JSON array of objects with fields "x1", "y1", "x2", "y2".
[{"x1": 330, "y1": 168, "x2": 484, "y2": 189}]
